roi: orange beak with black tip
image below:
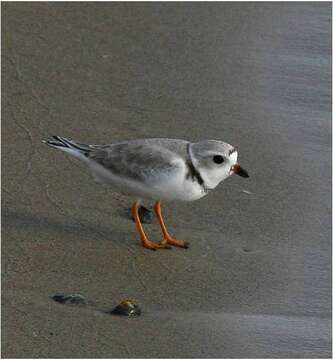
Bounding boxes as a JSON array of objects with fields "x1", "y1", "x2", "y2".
[{"x1": 231, "y1": 164, "x2": 249, "y2": 178}]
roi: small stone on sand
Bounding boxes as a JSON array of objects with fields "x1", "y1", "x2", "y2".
[{"x1": 52, "y1": 293, "x2": 88, "y2": 306}]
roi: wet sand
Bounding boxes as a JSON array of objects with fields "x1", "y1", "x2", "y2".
[{"x1": 2, "y1": 2, "x2": 331, "y2": 358}]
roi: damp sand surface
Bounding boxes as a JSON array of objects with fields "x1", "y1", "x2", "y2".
[{"x1": 2, "y1": 2, "x2": 331, "y2": 358}]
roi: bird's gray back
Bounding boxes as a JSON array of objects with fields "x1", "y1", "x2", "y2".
[{"x1": 88, "y1": 138, "x2": 189, "y2": 184}]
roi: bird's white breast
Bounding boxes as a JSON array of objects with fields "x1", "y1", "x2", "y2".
[{"x1": 88, "y1": 157, "x2": 207, "y2": 202}]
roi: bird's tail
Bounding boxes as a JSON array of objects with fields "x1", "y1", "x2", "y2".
[{"x1": 42, "y1": 136, "x2": 92, "y2": 160}]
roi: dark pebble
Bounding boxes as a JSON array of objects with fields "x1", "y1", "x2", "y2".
[
  {"x1": 52, "y1": 293, "x2": 88, "y2": 306},
  {"x1": 128, "y1": 205, "x2": 154, "y2": 224}
]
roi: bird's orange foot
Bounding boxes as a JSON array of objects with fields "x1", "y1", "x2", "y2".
[
  {"x1": 161, "y1": 238, "x2": 189, "y2": 249},
  {"x1": 142, "y1": 240, "x2": 172, "y2": 251}
]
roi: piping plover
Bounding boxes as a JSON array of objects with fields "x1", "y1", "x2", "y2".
[{"x1": 43, "y1": 136, "x2": 249, "y2": 250}]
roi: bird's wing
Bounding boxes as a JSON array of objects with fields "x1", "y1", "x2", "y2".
[{"x1": 87, "y1": 142, "x2": 185, "y2": 185}]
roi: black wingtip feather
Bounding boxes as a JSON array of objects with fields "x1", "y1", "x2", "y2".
[
  {"x1": 52, "y1": 136, "x2": 70, "y2": 147},
  {"x1": 43, "y1": 136, "x2": 91, "y2": 155},
  {"x1": 42, "y1": 136, "x2": 68, "y2": 148}
]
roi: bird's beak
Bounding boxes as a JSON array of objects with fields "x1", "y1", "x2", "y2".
[{"x1": 231, "y1": 164, "x2": 249, "y2": 178}]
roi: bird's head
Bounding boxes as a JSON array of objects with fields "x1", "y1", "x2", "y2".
[{"x1": 188, "y1": 140, "x2": 249, "y2": 189}]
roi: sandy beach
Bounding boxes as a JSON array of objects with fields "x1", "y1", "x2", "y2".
[{"x1": 2, "y1": 2, "x2": 331, "y2": 358}]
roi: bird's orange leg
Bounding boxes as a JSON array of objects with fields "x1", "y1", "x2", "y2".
[
  {"x1": 131, "y1": 202, "x2": 171, "y2": 250},
  {"x1": 154, "y1": 201, "x2": 189, "y2": 248}
]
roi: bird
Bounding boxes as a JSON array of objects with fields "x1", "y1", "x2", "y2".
[{"x1": 43, "y1": 136, "x2": 249, "y2": 250}]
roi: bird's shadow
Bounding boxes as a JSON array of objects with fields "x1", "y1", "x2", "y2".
[{"x1": 1, "y1": 208, "x2": 134, "y2": 248}]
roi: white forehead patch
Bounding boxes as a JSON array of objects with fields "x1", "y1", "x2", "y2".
[{"x1": 229, "y1": 150, "x2": 238, "y2": 164}]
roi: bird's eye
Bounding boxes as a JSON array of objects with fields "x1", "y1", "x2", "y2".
[{"x1": 213, "y1": 155, "x2": 224, "y2": 164}]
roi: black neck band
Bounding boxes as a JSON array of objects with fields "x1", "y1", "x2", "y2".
[{"x1": 186, "y1": 144, "x2": 208, "y2": 192}]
